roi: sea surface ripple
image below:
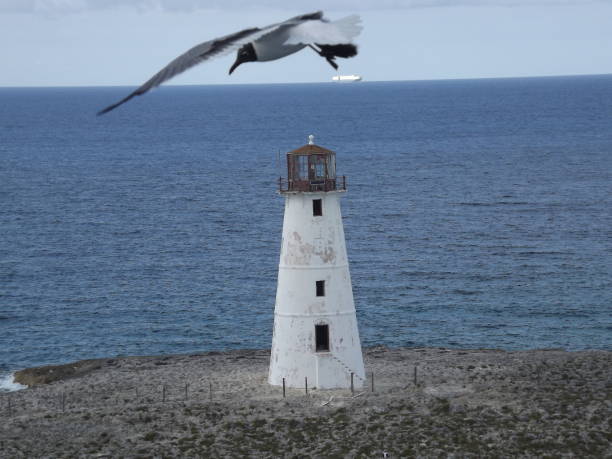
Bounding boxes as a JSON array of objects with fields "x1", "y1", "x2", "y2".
[{"x1": 1, "y1": 76, "x2": 611, "y2": 379}]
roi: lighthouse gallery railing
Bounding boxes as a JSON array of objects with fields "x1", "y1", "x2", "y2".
[{"x1": 278, "y1": 176, "x2": 346, "y2": 192}]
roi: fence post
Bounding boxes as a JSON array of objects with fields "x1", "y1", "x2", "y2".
[
  {"x1": 371, "y1": 372, "x2": 374, "y2": 393},
  {"x1": 282, "y1": 378, "x2": 286, "y2": 398},
  {"x1": 305, "y1": 377, "x2": 308, "y2": 395},
  {"x1": 351, "y1": 373, "x2": 354, "y2": 394},
  {"x1": 7, "y1": 396, "x2": 11, "y2": 417},
  {"x1": 414, "y1": 366, "x2": 418, "y2": 386},
  {"x1": 209, "y1": 382, "x2": 212, "y2": 402}
]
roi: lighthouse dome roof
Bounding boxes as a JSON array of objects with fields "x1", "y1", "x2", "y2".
[{"x1": 287, "y1": 144, "x2": 335, "y2": 156}]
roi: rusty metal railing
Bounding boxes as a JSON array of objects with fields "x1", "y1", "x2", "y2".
[{"x1": 278, "y1": 176, "x2": 346, "y2": 193}]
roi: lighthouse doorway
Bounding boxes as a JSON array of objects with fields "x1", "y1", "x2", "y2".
[{"x1": 315, "y1": 324, "x2": 330, "y2": 352}]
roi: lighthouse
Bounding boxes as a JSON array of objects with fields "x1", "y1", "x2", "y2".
[{"x1": 269, "y1": 135, "x2": 365, "y2": 389}]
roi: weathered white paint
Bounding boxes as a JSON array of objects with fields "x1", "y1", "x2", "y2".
[{"x1": 269, "y1": 190, "x2": 365, "y2": 389}]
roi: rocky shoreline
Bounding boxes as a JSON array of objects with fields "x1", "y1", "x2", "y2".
[{"x1": 1, "y1": 347, "x2": 611, "y2": 457}]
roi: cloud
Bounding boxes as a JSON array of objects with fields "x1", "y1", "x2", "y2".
[{"x1": 0, "y1": 0, "x2": 605, "y2": 14}]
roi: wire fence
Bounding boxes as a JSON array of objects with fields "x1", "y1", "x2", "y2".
[{"x1": 1, "y1": 367, "x2": 423, "y2": 419}]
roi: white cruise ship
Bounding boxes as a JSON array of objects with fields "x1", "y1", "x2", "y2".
[{"x1": 332, "y1": 74, "x2": 362, "y2": 82}]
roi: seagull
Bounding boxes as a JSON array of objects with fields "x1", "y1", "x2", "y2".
[{"x1": 97, "y1": 11, "x2": 362, "y2": 115}]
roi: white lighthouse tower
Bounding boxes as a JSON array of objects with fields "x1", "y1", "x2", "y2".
[{"x1": 269, "y1": 135, "x2": 365, "y2": 389}]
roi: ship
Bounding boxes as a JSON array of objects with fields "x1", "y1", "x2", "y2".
[{"x1": 332, "y1": 74, "x2": 362, "y2": 82}]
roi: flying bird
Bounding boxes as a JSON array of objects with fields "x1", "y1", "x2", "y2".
[{"x1": 97, "y1": 11, "x2": 362, "y2": 115}]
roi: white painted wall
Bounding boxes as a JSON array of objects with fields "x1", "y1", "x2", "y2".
[{"x1": 269, "y1": 190, "x2": 365, "y2": 389}]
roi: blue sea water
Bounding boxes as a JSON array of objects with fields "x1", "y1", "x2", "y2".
[{"x1": 1, "y1": 76, "x2": 611, "y2": 381}]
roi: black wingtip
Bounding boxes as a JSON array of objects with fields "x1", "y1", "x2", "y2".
[
  {"x1": 97, "y1": 106, "x2": 112, "y2": 116},
  {"x1": 298, "y1": 11, "x2": 324, "y2": 21},
  {"x1": 97, "y1": 102, "x2": 120, "y2": 116},
  {"x1": 97, "y1": 92, "x2": 138, "y2": 116}
]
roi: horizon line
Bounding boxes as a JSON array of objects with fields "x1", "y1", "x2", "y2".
[{"x1": 0, "y1": 72, "x2": 610, "y2": 89}]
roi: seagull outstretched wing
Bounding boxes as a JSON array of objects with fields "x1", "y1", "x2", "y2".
[
  {"x1": 284, "y1": 15, "x2": 362, "y2": 45},
  {"x1": 97, "y1": 11, "x2": 324, "y2": 115},
  {"x1": 98, "y1": 27, "x2": 260, "y2": 115}
]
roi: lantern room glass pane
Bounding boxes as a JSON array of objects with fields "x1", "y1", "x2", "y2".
[
  {"x1": 297, "y1": 155, "x2": 308, "y2": 179},
  {"x1": 313, "y1": 155, "x2": 326, "y2": 179},
  {"x1": 328, "y1": 155, "x2": 336, "y2": 178}
]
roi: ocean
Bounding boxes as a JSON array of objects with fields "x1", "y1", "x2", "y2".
[{"x1": 1, "y1": 75, "x2": 611, "y2": 387}]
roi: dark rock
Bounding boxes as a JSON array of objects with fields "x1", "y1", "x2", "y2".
[{"x1": 14, "y1": 359, "x2": 109, "y2": 386}]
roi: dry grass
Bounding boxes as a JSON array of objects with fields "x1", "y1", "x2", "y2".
[{"x1": 1, "y1": 347, "x2": 611, "y2": 457}]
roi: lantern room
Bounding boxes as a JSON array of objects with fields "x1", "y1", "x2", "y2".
[{"x1": 279, "y1": 135, "x2": 346, "y2": 193}]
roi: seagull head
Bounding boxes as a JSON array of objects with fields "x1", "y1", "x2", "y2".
[{"x1": 229, "y1": 43, "x2": 257, "y2": 74}]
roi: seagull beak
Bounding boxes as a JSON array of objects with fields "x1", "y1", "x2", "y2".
[{"x1": 229, "y1": 58, "x2": 242, "y2": 75}]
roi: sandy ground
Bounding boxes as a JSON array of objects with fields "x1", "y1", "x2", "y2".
[{"x1": 1, "y1": 347, "x2": 610, "y2": 458}]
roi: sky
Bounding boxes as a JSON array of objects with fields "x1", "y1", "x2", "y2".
[{"x1": 0, "y1": 0, "x2": 611, "y2": 87}]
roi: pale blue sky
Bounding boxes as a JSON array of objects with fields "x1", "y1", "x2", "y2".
[{"x1": 0, "y1": 0, "x2": 610, "y2": 87}]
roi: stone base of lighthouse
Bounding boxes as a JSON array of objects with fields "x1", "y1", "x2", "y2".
[
  {"x1": 268, "y1": 190, "x2": 365, "y2": 389},
  {"x1": 269, "y1": 308, "x2": 365, "y2": 389}
]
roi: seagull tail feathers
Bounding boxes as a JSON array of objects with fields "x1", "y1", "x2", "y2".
[
  {"x1": 313, "y1": 43, "x2": 357, "y2": 70},
  {"x1": 316, "y1": 43, "x2": 358, "y2": 59}
]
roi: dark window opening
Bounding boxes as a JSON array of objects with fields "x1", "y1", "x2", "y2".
[
  {"x1": 315, "y1": 324, "x2": 330, "y2": 352},
  {"x1": 316, "y1": 280, "x2": 325, "y2": 297},
  {"x1": 313, "y1": 199, "x2": 322, "y2": 216}
]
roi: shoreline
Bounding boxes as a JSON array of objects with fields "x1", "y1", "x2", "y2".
[
  {"x1": 0, "y1": 373, "x2": 27, "y2": 393},
  {"x1": 1, "y1": 346, "x2": 610, "y2": 456},
  {"x1": 7, "y1": 345, "x2": 598, "y2": 388}
]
